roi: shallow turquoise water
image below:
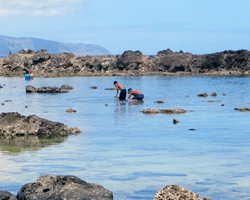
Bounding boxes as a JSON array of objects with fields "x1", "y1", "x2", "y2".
[{"x1": 0, "y1": 76, "x2": 250, "y2": 199}]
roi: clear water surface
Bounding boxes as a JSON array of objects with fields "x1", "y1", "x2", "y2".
[{"x1": 0, "y1": 76, "x2": 249, "y2": 199}]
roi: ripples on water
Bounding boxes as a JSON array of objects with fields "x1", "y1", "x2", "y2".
[{"x1": 0, "y1": 76, "x2": 250, "y2": 199}]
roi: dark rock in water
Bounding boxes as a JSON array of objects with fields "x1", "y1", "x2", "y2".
[
  {"x1": 210, "y1": 92, "x2": 217, "y2": 96},
  {"x1": 104, "y1": 88, "x2": 116, "y2": 90},
  {"x1": 66, "y1": 108, "x2": 77, "y2": 113},
  {"x1": 90, "y1": 86, "x2": 98, "y2": 89},
  {"x1": 17, "y1": 175, "x2": 113, "y2": 200},
  {"x1": 173, "y1": 118, "x2": 180, "y2": 124},
  {"x1": 142, "y1": 108, "x2": 187, "y2": 114},
  {"x1": 189, "y1": 128, "x2": 196, "y2": 131},
  {"x1": 207, "y1": 100, "x2": 221, "y2": 103},
  {"x1": 0, "y1": 112, "x2": 80, "y2": 138},
  {"x1": 154, "y1": 185, "x2": 203, "y2": 200},
  {"x1": 154, "y1": 100, "x2": 165, "y2": 104},
  {"x1": 26, "y1": 85, "x2": 37, "y2": 93},
  {"x1": 26, "y1": 85, "x2": 73, "y2": 93},
  {"x1": 0, "y1": 191, "x2": 17, "y2": 200},
  {"x1": 197, "y1": 93, "x2": 208, "y2": 97},
  {"x1": 234, "y1": 107, "x2": 250, "y2": 112},
  {"x1": 0, "y1": 85, "x2": 3, "y2": 88},
  {"x1": 60, "y1": 84, "x2": 74, "y2": 90}
]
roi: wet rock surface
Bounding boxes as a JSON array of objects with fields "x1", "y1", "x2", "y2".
[
  {"x1": 154, "y1": 185, "x2": 209, "y2": 200},
  {"x1": 17, "y1": 175, "x2": 113, "y2": 200},
  {"x1": 142, "y1": 108, "x2": 187, "y2": 114},
  {"x1": 234, "y1": 107, "x2": 250, "y2": 112},
  {"x1": 0, "y1": 49, "x2": 249, "y2": 76},
  {"x1": 26, "y1": 84, "x2": 73, "y2": 93},
  {"x1": 0, "y1": 191, "x2": 17, "y2": 200},
  {"x1": 0, "y1": 112, "x2": 80, "y2": 138},
  {"x1": 66, "y1": 108, "x2": 77, "y2": 113}
]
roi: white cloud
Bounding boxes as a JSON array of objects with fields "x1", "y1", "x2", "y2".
[{"x1": 0, "y1": 0, "x2": 84, "y2": 16}]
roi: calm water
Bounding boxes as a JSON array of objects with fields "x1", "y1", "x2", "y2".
[{"x1": 0, "y1": 76, "x2": 250, "y2": 199}]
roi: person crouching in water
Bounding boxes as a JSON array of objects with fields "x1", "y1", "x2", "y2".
[
  {"x1": 113, "y1": 81, "x2": 126, "y2": 100},
  {"x1": 127, "y1": 88, "x2": 144, "y2": 102}
]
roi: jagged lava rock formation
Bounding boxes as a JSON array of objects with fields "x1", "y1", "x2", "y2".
[{"x1": 0, "y1": 49, "x2": 249, "y2": 76}]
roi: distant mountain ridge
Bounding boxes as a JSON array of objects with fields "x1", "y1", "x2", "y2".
[{"x1": 0, "y1": 35, "x2": 111, "y2": 57}]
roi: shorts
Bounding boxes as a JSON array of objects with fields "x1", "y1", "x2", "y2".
[
  {"x1": 132, "y1": 94, "x2": 144, "y2": 101},
  {"x1": 119, "y1": 89, "x2": 127, "y2": 100}
]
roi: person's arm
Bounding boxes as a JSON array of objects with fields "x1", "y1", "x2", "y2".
[
  {"x1": 114, "y1": 86, "x2": 119, "y2": 97},
  {"x1": 128, "y1": 93, "x2": 131, "y2": 99}
]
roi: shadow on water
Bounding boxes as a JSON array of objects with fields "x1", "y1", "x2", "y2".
[{"x1": 0, "y1": 136, "x2": 67, "y2": 155}]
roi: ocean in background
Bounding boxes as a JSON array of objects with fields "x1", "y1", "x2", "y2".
[{"x1": 0, "y1": 76, "x2": 250, "y2": 199}]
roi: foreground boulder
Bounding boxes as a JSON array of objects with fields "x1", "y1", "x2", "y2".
[
  {"x1": 0, "y1": 191, "x2": 17, "y2": 200},
  {"x1": 17, "y1": 175, "x2": 113, "y2": 200},
  {"x1": 142, "y1": 108, "x2": 187, "y2": 114},
  {"x1": 154, "y1": 185, "x2": 208, "y2": 200},
  {"x1": 26, "y1": 84, "x2": 73, "y2": 93},
  {"x1": 0, "y1": 112, "x2": 80, "y2": 138}
]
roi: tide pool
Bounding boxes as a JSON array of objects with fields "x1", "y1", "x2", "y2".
[{"x1": 0, "y1": 76, "x2": 250, "y2": 199}]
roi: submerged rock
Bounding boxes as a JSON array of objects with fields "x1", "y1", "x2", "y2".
[
  {"x1": 0, "y1": 112, "x2": 80, "y2": 138},
  {"x1": 66, "y1": 108, "x2": 77, "y2": 113},
  {"x1": 154, "y1": 100, "x2": 165, "y2": 103},
  {"x1": 90, "y1": 86, "x2": 98, "y2": 89},
  {"x1": 154, "y1": 185, "x2": 204, "y2": 200},
  {"x1": 17, "y1": 175, "x2": 113, "y2": 200},
  {"x1": 26, "y1": 84, "x2": 73, "y2": 93},
  {"x1": 173, "y1": 118, "x2": 180, "y2": 124},
  {"x1": 234, "y1": 107, "x2": 250, "y2": 112},
  {"x1": 142, "y1": 108, "x2": 187, "y2": 114},
  {"x1": 197, "y1": 93, "x2": 208, "y2": 97},
  {"x1": 210, "y1": 92, "x2": 217, "y2": 96}
]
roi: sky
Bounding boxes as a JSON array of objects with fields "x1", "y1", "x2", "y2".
[{"x1": 0, "y1": 0, "x2": 250, "y2": 55}]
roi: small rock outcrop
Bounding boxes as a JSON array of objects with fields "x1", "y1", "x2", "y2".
[
  {"x1": 154, "y1": 100, "x2": 165, "y2": 104},
  {"x1": 210, "y1": 92, "x2": 217, "y2": 96},
  {"x1": 26, "y1": 84, "x2": 73, "y2": 93},
  {"x1": 17, "y1": 175, "x2": 113, "y2": 200},
  {"x1": 173, "y1": 118, "x2": 180, "y2": 124},
  {"x1": 0, "y1": 112, "x2": 80, "y2": 138},
  {"x1": 197, "y1": 93, "x2": 208, "y2": 97},
  {"x1": 0, "y1": 191, "x2": 17, "y2": 200},
  {"x1": 154, "y1": 185, "x2": 206, "y2": 200},
  {"x1": 234, "y1": 107, "x2": 250, "y2": 112},
  {"x1": 142, "y1": 108, "x2": 187, "y2": 114},
  {"x1": 66, "y1": 108, "x2": 77, "y2": 113}
]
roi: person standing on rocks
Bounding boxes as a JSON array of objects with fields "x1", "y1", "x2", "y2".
[
  {"x1": 127, "y1": 88, "x2": 144, "y2": 102},
  {"x1": 113, "y1": 81, "x2": 126, "y2": 100}
]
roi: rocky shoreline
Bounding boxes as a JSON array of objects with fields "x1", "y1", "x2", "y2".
[
  {"x1": 0, "y1": 175, "x2": 210, "y2": 200},
  {"x1": 0, "y1": 49, "x2": 249, "y2": 77}
]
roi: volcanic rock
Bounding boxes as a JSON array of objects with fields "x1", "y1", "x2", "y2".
[
  {"x1": 0, "y1": 112, "x2": 80, "y2": 138},
  {"x1": 142, "y1": 108, "x2": 187, "y2": 114},
  {"x1": 17, "y1": 175, "x2": 113, "y2": 200}
]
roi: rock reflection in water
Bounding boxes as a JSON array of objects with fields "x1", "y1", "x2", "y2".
[{"x1": 0, "y1": 136, "x2": 67, "y2": 154}]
